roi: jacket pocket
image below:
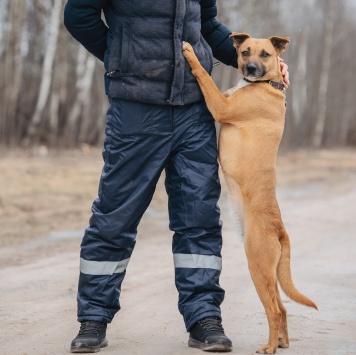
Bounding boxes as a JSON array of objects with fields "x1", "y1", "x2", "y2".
[
  {"x1": 107, "y1": 24, "x2": 131, "y2": 77},
  {"x1": 119, "y1": 27, "x2": 130, "y2": 74}
]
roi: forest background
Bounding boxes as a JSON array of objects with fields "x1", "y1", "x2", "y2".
[{"x1": 1, "y1": 0, "x2": 355, "y2": 150}]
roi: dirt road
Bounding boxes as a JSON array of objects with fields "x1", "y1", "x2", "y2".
[{"x1": 0, "y1": 149, "x2": 355, "y2": 354}]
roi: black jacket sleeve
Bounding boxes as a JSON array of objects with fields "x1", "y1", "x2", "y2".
[
  {"x1": 200, "y1": 0, "x2": 238, "y2": 68},
  {"x1": 64, "y1": 0, "x2": 108, "y2": 62}
]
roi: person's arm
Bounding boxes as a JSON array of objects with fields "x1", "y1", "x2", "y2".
[
  {"x1": 200, "y1": 0, "x2": 238, "y2": 68},
  {"x1": 64, "y1": 0, "x2": 108, "y2": 62}
]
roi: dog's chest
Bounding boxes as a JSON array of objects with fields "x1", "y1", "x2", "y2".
[
  {"x1": 236, "y1": 79, "x2": 251, "y2": 90},
  {"x1": 225, "y1": 79, "x2": 251, "y2": 96}
]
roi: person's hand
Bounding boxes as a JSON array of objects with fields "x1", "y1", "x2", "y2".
[{"x1": 279, "y1": 58, "x2": 290, "y2": 88}]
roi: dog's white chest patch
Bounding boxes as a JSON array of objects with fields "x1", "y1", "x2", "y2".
[
  {"x1": 226, "y1": 79, "x2": 252, "y2": 96},
  {"x1": 237, "y1": 79, "x2": 252, "y2": 90}
]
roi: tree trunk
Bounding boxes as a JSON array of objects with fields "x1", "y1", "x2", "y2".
[
  {"x1": 0, "y1": 0, "x2": 25, "y2": 146},
  {"x1": 78, "y1": 56, "x2": 97, "y2": 144},
  {"x1": 22, "y1": 0, "x2": 63, "y2": 147},
  {"x1": 65, "y1": 46, "x2": 89, "y2": 146},
  {"x1": 312, "y1": 0, "x2": 336, "y2": 148},
  {"x1": 291, "y1": 25, "x2": 308, "y2": 128}
]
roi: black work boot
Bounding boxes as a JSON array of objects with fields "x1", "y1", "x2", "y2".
[
  {"x1": 188, "y1": 317, "x2": 232, "y2": 352},
  {"x1": 70, "y1": 321, "x2": 108, "y2": 353}
]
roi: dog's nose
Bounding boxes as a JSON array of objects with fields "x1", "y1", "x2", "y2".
[{"x1": 246, "y1": 63, "x2": 258, "y2": 75}]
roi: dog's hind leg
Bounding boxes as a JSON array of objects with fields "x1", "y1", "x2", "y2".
[
  {"x1": 275, "y1": 281, "x2": 289, "y2": 348},
  {"x1": 245, "y1": 230, "x2": 282, "y2": 354}
]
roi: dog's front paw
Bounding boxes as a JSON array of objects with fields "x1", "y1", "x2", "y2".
[
  {"x1": 182, "y1": 41, "x2": 198, "y2": 66},
  {"x1": 182, "y1": 41, "x2": 193, "y2": 54}
]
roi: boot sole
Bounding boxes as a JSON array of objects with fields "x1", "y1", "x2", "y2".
[
  {"x1": 70, "y1": 338, "x2": 108, "y2": 353},
  {"x1": 188, "y1": 338, "x2": 232, "y2": 352}
]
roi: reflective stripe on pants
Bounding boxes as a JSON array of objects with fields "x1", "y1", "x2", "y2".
[
  {"x1": 80, "y1": 258, "x2": 131, "y2": 275},
  {"x1": 173, "y1": 254, "x2": 222, "y2": 271}
]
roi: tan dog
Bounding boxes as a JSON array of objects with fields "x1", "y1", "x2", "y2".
[{"x1": 183, "y1": 34, "x2": 317, "y2": 354}]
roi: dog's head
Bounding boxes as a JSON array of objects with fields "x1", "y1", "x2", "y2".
[{"x1": 230, "y1": 33, "x2": 290, "y2": 81}]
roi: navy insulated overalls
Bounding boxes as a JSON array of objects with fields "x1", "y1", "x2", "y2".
[{"x1": 78, "y1": 99, "x2": 224, "y2": 330}]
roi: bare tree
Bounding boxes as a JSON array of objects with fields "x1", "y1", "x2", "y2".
[
  {"x1": 0, "y1": 0, "x2": 26, "y2": 146},
  {"x1": 66, "y1": 47, "x2": 96, "y2": 145},
  {"x1": 22, "y1": 0, "x2": 63, "y2": 147},
  {"x1": 312, "y1": 0, "x2": 337, "y2": 148},
  {"x1": 291, "y1": 26, "x2": 308, "y2": 130}
]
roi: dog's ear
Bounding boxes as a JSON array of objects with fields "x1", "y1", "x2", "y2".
[
  {"x1": 229, "y1": 32, "x2": 251, "y2": 49},
  {"x1": 268, "y1": 36, "x2": 290, "y2": 54}
]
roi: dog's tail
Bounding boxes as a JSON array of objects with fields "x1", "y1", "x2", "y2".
[{"x1": 277, "y1": 230, "x2": 318, "y2": 310}]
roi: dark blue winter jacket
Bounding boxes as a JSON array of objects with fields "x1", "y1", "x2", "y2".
[{"x1": 64, "y1": 0, "x2": 237, "y2": 105}]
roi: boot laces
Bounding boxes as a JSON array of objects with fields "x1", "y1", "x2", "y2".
[
  {"x1": 198, "y1": 317, "x2": 224, "y2": 333},
  {"x1": 78, "y1": 321, "x2": 105, "y2": 336}
]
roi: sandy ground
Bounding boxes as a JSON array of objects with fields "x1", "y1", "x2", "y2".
[{"x1": 0, "y1": 148, "x2": 356, "y2": 355}]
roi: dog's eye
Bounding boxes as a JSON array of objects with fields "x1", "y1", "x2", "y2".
[
  {"x1": 260, "y1": 51, "x2": 270, "y2": 58},
  {"x1": 241, "y1": 51, "x2": 249, "y2": 56}
]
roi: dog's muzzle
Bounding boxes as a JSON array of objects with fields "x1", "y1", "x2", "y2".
[{"x1": 244, "y1": 63, "x2": 266, "y2": 79}]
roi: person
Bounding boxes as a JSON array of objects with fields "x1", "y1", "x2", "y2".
[{"x1": 64, "y1": 0, "x2": 289, "y2": 353}]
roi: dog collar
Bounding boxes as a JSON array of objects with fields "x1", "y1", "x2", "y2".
[{"x1": 243, "y1": 78, "x2": 286, "y2": 92}]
